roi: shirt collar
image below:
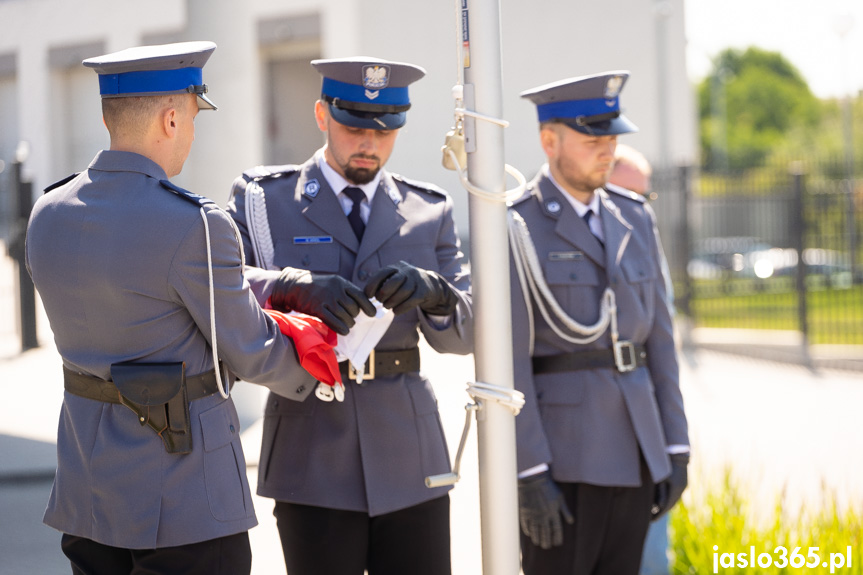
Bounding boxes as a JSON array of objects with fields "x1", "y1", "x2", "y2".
[
  {"x1": 317, "y1": 148, "x2": 382, "y2": 202},
  {"x1": 544, "y1": 164, "x2": 601, "y2": 217}
]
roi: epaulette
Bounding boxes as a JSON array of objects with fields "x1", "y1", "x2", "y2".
[
  {"x1": 605, "y1": 183, "x2": 646, "y2": 204},
  {"x1": 391, "y1": 173, "x2": 447, "y2": 198},
  {"x1": 160, "y1": 180, "x2": 217, "y2": 208},
  {"x1": 243, "y1": 164, "x2": 301, "y2": 183},
  {"x1": 43, "y1": 173, "x2": 80, "y2": 194}
]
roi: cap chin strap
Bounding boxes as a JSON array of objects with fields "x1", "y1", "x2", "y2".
[
  {"x1": 572, "y1": 112, "x2": 619, "y2": 136},
  {"x1": 573, "y1": 110, "x2": 620, "y2": 126},
  {"x1": 186, "y1": 83, "x2": 209, "y2": 95},
  {"x1": 324, "y1": 94, "x2": 411, "y2": 114}
]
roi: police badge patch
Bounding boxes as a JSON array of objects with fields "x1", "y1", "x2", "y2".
[
  {"x1": 304, "y1": 179, "x2": 321, "y2": 198},
  {"x1": 363, "y1": 65, "x2": 390, "y2": 100},
  {"x1": 604, "y1": 75, "x2": 624, "y2": 99},
  {"x1": 363, "y1": 65, "x2": 390, "y2": 89}
]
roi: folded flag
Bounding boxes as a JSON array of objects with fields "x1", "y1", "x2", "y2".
[{"x1": 264, "y1": 309, "x2": 342, "y2": 386}]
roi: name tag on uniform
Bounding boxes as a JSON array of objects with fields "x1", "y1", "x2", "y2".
[
  {"x1": 549, "y1": 251, "x2": 584, "y2": 261},
  {"x1": 293, "y1": 236, "x2": 333, "y2": 244}
]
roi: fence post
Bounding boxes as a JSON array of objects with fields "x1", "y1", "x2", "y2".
[
  {"x1": 845, "y1": 176, "x2": 858, "y2": 284},
  {"x1": 841, "y1": 91, "x2": 857, "y2": 284},
  {"x1": 790, "y1": 162, "x2": 811, "y2": 368},
  {"x1": 677, "y1": 165, "x2": 694, "y2": 349},
  {"x1": 7, "y1": 143, "x2": 38, "y2": 351}
]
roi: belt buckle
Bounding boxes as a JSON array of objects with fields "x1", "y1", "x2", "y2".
[
  {"x1": 613, "y1": 340, "x2": 637, "y2": 372},
  {"x1": 348, "y1": 349, "x2": 375, "y2": 381}
]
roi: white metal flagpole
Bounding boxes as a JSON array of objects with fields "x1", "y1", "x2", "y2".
[{"x1": 461, "y1": 0, "x2": 522, "y2": 572}]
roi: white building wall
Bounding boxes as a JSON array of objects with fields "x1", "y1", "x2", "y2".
[
  {"x1": 47, "y1": 44, "x2": 109, "y2": 181},
  {"x1": 0, "y1": 0, "x2": 184, "y2": 190}
]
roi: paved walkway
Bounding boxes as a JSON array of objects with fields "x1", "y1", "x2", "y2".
[{"x1": 2, "y1": 251, "x2": 862, "y2": 574}]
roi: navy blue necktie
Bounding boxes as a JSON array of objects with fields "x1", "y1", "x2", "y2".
[{"x1": 343, "y1": 187, "x2": 366, "y2": 241}]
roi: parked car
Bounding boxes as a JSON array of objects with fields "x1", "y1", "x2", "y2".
[
  {"x1": 687, "y1": 237, "x2": 782, "y2": 280},
  {"x1": 687, "y1": 236, "x2": 852, "y2": 284}
]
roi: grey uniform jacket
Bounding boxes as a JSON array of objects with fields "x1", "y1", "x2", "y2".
[
  {"x1": 509, "y1": 169, "x2": 688, "y2": 487},
  {"x1": 226, "y1": 155, "x2": 473, "y2": 516},
  {"x1": 25, "y1": 151, "x2": 315, "y2": 549}
]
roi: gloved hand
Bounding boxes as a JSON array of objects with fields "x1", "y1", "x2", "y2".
[
  {"x1": 517, "y1": 470, "x2": 574, "y2": 550},
  {"x1": 271, "y1": 268, "x2": 377, "y2": 336},
  {"x1": 363, "y1": 260, "x2": 458, "y2": 316},
  {"x1": 651, "y1": 452, "x2": 689, "y2": 520}
]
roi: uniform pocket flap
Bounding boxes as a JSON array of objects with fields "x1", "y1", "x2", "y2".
[
  {"x1": 274, "y1": 241, "x2": 340, "y2": 273},
  {"x1": 621, "y1": 260, "x2": 656, "y2": 283},
  {"x1": 544, "y1": 261, "x2": 602, "y2": 286},
  {"x1": 199, "y1": 402, "x2": 237, "y2": 452}
]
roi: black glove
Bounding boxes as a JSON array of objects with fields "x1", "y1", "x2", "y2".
[
  {"x1": 652, "y1": 452, "x2": 689, "y2": 520},
  {"x1": 517, "y1": 470, "x2": 574, "y2": 550},
  {"x1": 270, "y1": 268, "x2": 377, "y2": 336},
  {"x1": 363, "y1": 261, "x2": 458, "y2": 316}
]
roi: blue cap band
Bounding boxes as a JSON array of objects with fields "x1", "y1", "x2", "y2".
[
  {"x1": 321, "y1": 77, "x2": 410, "y2": 107},
  {"x1": 98, "y1": 67, "x2": 203, "y2": 96},
  {"x1": 537, "y1": 96, "x2": 620, "y2": 123}
]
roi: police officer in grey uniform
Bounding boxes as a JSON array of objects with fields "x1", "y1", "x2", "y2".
[
  {"x1": 26, "y1": 42, "x2": 318, "y2": 575},
  {"x1": 225, "y1": 57, "x2": 472, "y2": 575},
  {"x1": 507, "y1": 71, "x2": 690, "y2": 574}
]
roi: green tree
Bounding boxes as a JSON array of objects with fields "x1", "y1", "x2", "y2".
[
  {"x1": 698, "y1": 47, "x2": 822, "y2": 171},
  {"x1": 770, "y1": 92, "x2": 863, "y2": 179}
]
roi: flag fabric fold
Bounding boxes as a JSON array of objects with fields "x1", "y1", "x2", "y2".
[{"x1": 264, "y1": 309, "x2": 342, "y2": 385}]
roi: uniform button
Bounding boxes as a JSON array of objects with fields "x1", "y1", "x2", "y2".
[
  {"x1": 302, "y1": 255, "x2": 310, "y2": 266},
  {"x1": 273, "y1": 400, "x2": 279, "y2": 409},
  {"x1": 358, "y1": 270, "x2": 369, "y2": 281},
  {"x1": 297, "y1": 385, "x2": 306, "y2": 394},
  {"x1": 570, "y1": 273, "x2": 578, "y2": 280},
  {"x1": 230, "y1": 424, "x2": 235, "y2": 434}
]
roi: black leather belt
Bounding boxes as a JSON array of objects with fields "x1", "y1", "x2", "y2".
[
  {"x1": 532, "y1": 343, "x2": 647, "y2": 374},
  {"x1": 63, "y1": 366, "x2": 220, "y2": 404},
  {"x1": 339, "y1": 347, "x2": 421, "y2": 381}
]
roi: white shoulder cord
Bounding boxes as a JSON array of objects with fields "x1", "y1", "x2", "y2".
[
  {"x1": 199, "y1": 207, "x2": 230, "y2": 399},
  {"x1": 507, "y1": 210, "x2": 617, "y2": 354},
  {"x1": 244, "y1": 181, "x2": 278, "y2": 270},
  {"x1": 507, "y1": 211, "x2": 537, "y2": 354}
]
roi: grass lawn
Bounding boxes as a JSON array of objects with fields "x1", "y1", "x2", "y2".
[{"x1": 687, "y1": 281, "x2": 863, "y2": 345}]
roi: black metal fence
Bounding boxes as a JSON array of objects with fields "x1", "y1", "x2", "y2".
[{"x1": 649, "y1": 158, "x2": 863, "y2": 347}]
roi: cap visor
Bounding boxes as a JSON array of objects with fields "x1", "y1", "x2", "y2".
[
  {"x1": 329, "y1": 104, "x2": 404, "y2": 130},
  {"x1": 197, "y1": 93, "x2": 218, "y2": 111},
  {"x1": 563, "y1": 114, "x2": 638, "y2": 136}
]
